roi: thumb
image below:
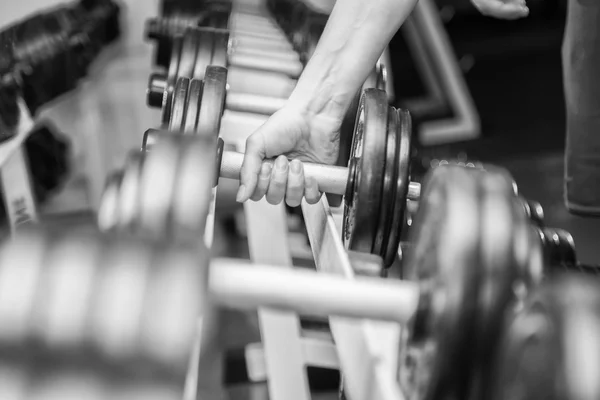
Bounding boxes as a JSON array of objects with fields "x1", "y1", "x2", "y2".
[{"x1": 237, "y1": 132, "x2": 266, "y2": 203}]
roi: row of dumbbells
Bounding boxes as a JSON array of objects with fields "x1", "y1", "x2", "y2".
[
  {"x1": 0, "y1": 0, "x2": 121, "y2": 133},
  {"x1": 0, "y1": 162, "x2": 597, "y2": 400},
  {"x1": 101, "y1": 0, "x2": 570, "y2": 271},
  {"x1": 0, "y1": 1, "x2": 122, "y2": 221},
  {"x1": 0, "y1": 1, "x2": 596, "y2": 399}
]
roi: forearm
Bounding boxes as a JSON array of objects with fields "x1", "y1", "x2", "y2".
[{"x1": 288, "y1": 0, "x2": 417, "y2": 121}]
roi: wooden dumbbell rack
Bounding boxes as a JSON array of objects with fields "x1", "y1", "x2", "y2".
[{"x1": 0, "y1": 98, "x2": 38, "y2": 236}]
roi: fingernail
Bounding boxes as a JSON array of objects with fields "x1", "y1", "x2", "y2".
[
  {"x1": 236, "y1": 185, "x2": 246, "y2": 203},
  {"x1": 290, "y1": 160, "x2": 302, "y2": 174},
  {"x1": 275, "y1": 156, "x2": 288, "y2": 172}
]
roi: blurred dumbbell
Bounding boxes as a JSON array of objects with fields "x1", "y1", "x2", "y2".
[
  {"x1": 0, "y1": 230, "x2": 205, "y2": 379},
  {"x1": 96, "y1": 142, "x2": 585, "y2": 400},
  {"x1": 490, "y1": 275, "x2": 600, "y2": 400},
  {"x1": 146, "y1": 1, "x2": 294, "y2": 70}
]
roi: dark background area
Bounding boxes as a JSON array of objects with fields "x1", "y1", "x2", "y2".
[{"x1": 387, "y1": 0, "x2": 600, "y2": 264}]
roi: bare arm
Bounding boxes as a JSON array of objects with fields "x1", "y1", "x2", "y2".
[
  {"x1": 237, "y1": 0, "x2": 416, "y2": 204},
  {"x1": 287, "y1": 0, "x2": 418, "y2": 121}
]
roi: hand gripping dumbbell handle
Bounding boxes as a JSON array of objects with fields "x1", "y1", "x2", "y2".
[
  {"x1": 210, "y1": 259, "x2": 420, "y2": 323},
  {"x1": 220, "y1": 151, "x2": 422, "y2": 200}
]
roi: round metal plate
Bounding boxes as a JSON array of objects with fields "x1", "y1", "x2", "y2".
[
  {"x1": 184, "y1": 79, "x2": 203, "y2": 133},
  {"x1": 97, "y1": 171, "x2": 124, "y2": 232},
  {"x1": 193, "y1": 28, "x2": 215, "y2": 80},
  {"x1": 372, "y1": 108, "x2": 398, "y2": 258},
  {"x1": 468, "y1": 168, "x2": 521, "y2": 398},
  {"x1": 116, "y1": 151, "x2": 146, "y2": 233},
  {"x1": 171, "y1": 135, "x2": 218, "y2": 241},
  {"x1": 538, "y1": 227, "x2": 578, "y2": 270},
  {"x1": 398, "y1": 165, "x2": 480, "y2": 400},
  {"x1": 179, "y1": 28, "x2": 199, "y2": 79},
  {"x1": 161, "y1": 37, "x2": 183, "y2": 125},
  {"x1": 169, "y1": 77, "x2": 190, "y2": 132},
  {"x1": 342, "y1": 89, "x2": 388, "y2": 254},
  {"x1": 489, "y1": 276, "x2": 600, "y2": 400},
  {"x1": 331, "y1": 92, "x2": 360, "y2": 208},
  {"x1": 137, "y1": 136, "x2": 181, "y2": 240},
  {"x1": 196, "y1": 66, "x2": 228, "y2": 138},
  {"x1": 382, "y1": 108, "x2": 412, "y2": 267},
  {"x1": 212, "y1": 29, "x2": 229, "y2": 68}
]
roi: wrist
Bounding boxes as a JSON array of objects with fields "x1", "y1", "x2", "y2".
[{"x1": 286, "y1": 59, "x2": 355, "y2": 123}]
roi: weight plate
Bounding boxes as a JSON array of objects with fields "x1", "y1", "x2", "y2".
[
  {"x1": 372, "y1": 108, "x2": 398, "y2": 258},
  {"x1": 196, "y1": 66, "x2": 228, "y2": 138},
  {"x1": 192, "y1": 28, "x2": 215, "y2": 80},
  {"x1": 137, "y1": 136, "x2": 181, "y2": 240},
  {"x1": 183, "y1": 79, "x2": 203, "y2": 133},
  {"x1": 537, "y1": 227, "x2": 578, "y2": 270},
  {"x1": 97, "y1": 171, "x2": 124, "y2": 232},
  {"x1": 382, "y1": 108, "x2": 412, "y2": 267},
  {"x1": 211, "y1": 29, "x2": 229, "y2": 67},
  {"x1": 0, "y1": 230, "x2": 47, "y2": 345},
  {"x1": 169, "y1": 77, "x2": 190, "y2": 132},
  {"x1": 161, "y1": 36, "x2": 183, "y2": 125},
  {"x1": 90, "y1": 236, "x2": 154, "y2": 361},
  {"x1": 489, "y1": 276, "x2": 600, "y2": 400},
  {"x1": 399, "y1": 165, "x2": 480, "y2": 400},
  {"x1": 39, "y1": 234, "x2": 100, "y2": 349},
  {"x1": 331, "y1": 92, "x2": 360, "y2": 208},
  {"x1": 171, "y1": 135, "x2": 218, "y2": 241},
  {"x1": 178, "y1": 28, "x2": 199, "y2": 79},
  {"x1": 337, "y1": 64, "x2": 385, "y2": 173},
  {"x1": 342, "y1": 89, "x2": 388, "y2": 254},
  {"x1": 468, "y1": 169, "x2": 521, "y2": 398},
  {"x1": 116, "y1": 151, "x2": 146, "y2": 233}
]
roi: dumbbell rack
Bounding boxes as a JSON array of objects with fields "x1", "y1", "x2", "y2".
[
  {"x1": 179, "y1": 103, "x2": 403, "y2": 400},
  {"x1": 0, "y1": 98, "x2": 38, "y2": 235}
]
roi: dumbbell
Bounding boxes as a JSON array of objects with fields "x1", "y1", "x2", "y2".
[
  {"x1": 105, "y1": 79, "x2": 417, "y2": 266},
  {"x1": 146, "y1": 28, "x2": 301, "y2": 124},
  {"x1": 153, "y1": 67, "x2": 387, "y2": 212},
  {"x1": 397, "y1": 164, "x2": 593, "y2": 400},
  {"x1": 145, "y1": 7, "x2": 298, "y2": 70},
  {"x1": 147, "y1": 0, "x2": 290, "y2": 47},
  {"x1": 489, "y1": 275, "x2": 600, "y2": 400},
  {"x1": 424, "y1": 159, "x2": 546, "y2": 227},
  {"x1": 143, "y1": 67, "x2": 545, "y2": 266},
  {"x1": 37, "y1": 165, "x2": 574, "y2": 399}
]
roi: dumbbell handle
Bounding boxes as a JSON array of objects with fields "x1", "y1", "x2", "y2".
[
  {"x1": 210, "y1": 259, "x2": 420, "y2": 324},
  {"x1": 220, "y1": 151, "x2": 422, "y2": 200}
]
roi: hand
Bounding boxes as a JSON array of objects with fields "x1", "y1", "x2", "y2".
[
  {"x1": 471, "y1": 0, "x2": 529, "y2": 19},
  {"x1": 236, "y1": 104, "x2": 343, "y2": 207}
]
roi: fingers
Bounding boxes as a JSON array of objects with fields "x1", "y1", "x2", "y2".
[
  {"x1": 286, "y1": 160, "x2": 305, "y2": 207},
  {"x1": 250, "y1": 162, "x2": 273, "y2": 201},
  {"x1": 473, "y1": 0, "x2": 529, "y2": 20},
  {"x1": 266, "y1": 156, "x2": 289, "y2": 205},
  {"x1": 304, "y1": 177, "x2": 322, "y2": 205},
  {"x1": 242, "y1": 157, "x2": 323, "y2": 206},
  {"x1": 237, "y1": 134, "x2": 266, "y2": 202}
]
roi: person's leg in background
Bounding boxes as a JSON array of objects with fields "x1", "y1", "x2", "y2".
[{"x1": 563, "y1": 0, "x2": 600, "y2": 215}]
